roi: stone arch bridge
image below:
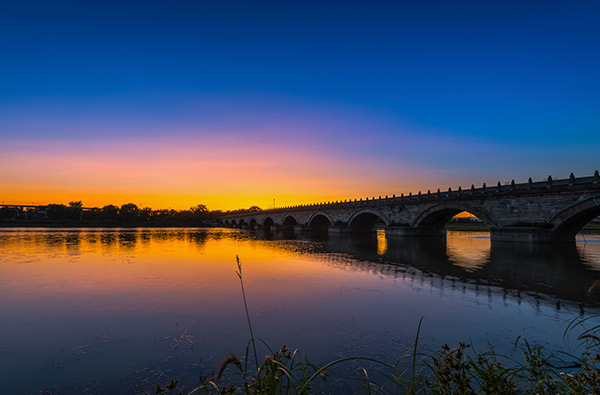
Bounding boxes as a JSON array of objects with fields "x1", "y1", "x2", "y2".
[{"x1": 220, "y1": 172, "x2": 600, "y2": 243}]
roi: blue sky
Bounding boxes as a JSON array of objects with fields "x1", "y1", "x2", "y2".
[{"x1": 1, "y1": 0, "x2": 599, "y2": 208}]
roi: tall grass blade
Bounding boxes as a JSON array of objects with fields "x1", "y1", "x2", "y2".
[
  {"x1": 410, "y1": 315, "x2": 424, "y2": 393},
  {"x1": 298, "y1": 356, "x2": 399, "y2": 393},
  {"x1": 236, "y1": 255, "x2": 261, "y2": 387}
]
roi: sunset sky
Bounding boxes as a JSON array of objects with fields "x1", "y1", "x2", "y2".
[{"x1": 1, "y1": 1, "x2": 599, "y2": 210}]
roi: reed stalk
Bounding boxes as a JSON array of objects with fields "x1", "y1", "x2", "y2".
[{"x1": 236, "y1": 255, "x2": 261, "y2": 388}]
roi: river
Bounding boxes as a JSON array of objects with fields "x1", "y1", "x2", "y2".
[{"x1": 1, "y1": 228, "x2": 600, "y2": 394}]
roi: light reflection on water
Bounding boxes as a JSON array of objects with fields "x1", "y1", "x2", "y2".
[{"x1": 1, "y1": 228, "x2": 600, "y2": 394}]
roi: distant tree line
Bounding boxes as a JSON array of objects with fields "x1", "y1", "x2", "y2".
[{"x1": 0, "y1": 202, "x2": 262, "y2": 227}]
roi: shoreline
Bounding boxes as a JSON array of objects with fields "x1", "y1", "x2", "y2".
[{"x1": 2, "y1": 221, "x2": 599, "y2": 233}]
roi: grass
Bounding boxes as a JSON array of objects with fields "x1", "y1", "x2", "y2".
[
  {"x1": 147, "y1": 257, "x2": 600, "y2": 394},
  {"x1": 582, "y1": 223, "x2": 600, "y2": 234}
]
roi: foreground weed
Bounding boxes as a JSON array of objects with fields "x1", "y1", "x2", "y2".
[
  {"x1": 427, "y1": 342, "x2": 476, "y2": 394},
  {"x1": 470, "y1": 353, "x2": 519, "y2": 394}
]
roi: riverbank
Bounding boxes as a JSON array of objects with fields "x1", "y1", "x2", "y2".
[
  {"x1": 156, "y1": 329, "x2": 600, "y2": 394},
  {"x1": 0, "y1": 219, "x2": 215, "y2": 228}
]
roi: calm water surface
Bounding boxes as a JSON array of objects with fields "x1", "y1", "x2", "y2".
[{"x1": 1, "y1": 228, "x2": 600, "y2": 394}]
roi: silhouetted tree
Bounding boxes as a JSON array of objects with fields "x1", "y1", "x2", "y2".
[
  {"x1": 83, "y1": 207, "x2": 102, "y2": 221},
  {"x1": 174, "y1": 209, "x2": 194, "y2": 222},
  {"x1": 190, "y1": 204, "x2": 209, "y2": 221},
  {"x1": 102, "y1": 205, "x2": 120, "y2": 221},
  {"x1": 0, "y1": 207, "x2": 18, "y2": 219},
  {"x1": 209, "y1": 209, "x2": 223, "y2": 219},
  {"x1": 12, "y1": 200, "x2": 250, "y2": 226},
  {"x1": 153, "y1": 209, "x2": 171, "y2": 219},
  {"x1": 120, "y1": 203, "x2": 139, "y2": 221},
  {"x1": 139, "y1": 207, "x2": 153, "y2": 221},
  {"x1": 191, "y1": 204, "x2": 208, "y2": 214},
  {"x1": 46, "y1": 204, "x2": 67, "y2": 220},
  {"x1": 223, "y1": 206, "x2": 263, "y2": 216},
  {"x1": 66, "y1": 201, "x2": 83, "y2": 220}
]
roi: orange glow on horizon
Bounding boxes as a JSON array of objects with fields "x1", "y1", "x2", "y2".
[{"x1": 0, "y1": 137, "x2": 452, "y2": 210}]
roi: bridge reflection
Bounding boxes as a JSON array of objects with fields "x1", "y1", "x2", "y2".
[{"x1": 250, "y1": 228, "x2": 600, "y2": 304}]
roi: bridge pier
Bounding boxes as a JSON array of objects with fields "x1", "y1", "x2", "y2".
[
  {"x1": 293, "y1": 225, "x2": 309, "y2": 233},
  {"x1": 385, "y1": 226, "x2": 443, "y2": 238},
  {"x1": 328, "y1": 225, "x2": 352, "y2": 234},
  {"x1": 489, "y1": 227, "x2": 554, "y2": 243},
  {"x1": 386, "y1": 226, "x2": 418, "y2": 237},
  {"x1": 385, "y1": 225, "x2": 559, "y2": 243}
]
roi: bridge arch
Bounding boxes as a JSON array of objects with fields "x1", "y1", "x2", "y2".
[
  {"x1": 282, "y1": 215, "x2": 299, "y2": 229},
  {"x1": 308, "y1": 212, "x2": 333, "y2": 231},
  {"x1": 249, "y1": 218, "x2": 258, "y2": 229},
  {"x1": 239, "y1": 219, "x2": 247, "y2": 228},
  {"x1": 549, "y1": 197, "x2": 600, "y2": 242},
  {"x1": 263, "y1": 216, "x2": 275, "y2": 227},
  {"x1": 348, "y1": 209, "x2": 390, "y2": 229},
  {"x1": 412, "y1": 203, "x2": 496, "y2": 235}
]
